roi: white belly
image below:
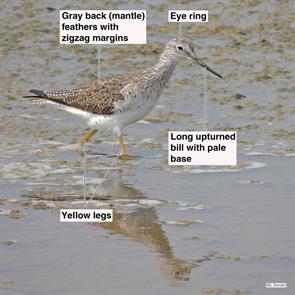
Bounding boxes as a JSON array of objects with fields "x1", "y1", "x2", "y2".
[
  {"x1": 118, "y1": 91, "x2": 160, "y2": 126},
  {"x1": 88, "y1": 92, "x2": 160, "y2": 136}
]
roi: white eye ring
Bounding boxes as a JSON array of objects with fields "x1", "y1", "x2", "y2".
[{"x1": 177, "y1": 46, "x2": 183, "y2": 51}]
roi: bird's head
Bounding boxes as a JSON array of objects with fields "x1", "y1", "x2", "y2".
[{"x1": 163, "y1": 37, "x2": 223, "y2": 79}]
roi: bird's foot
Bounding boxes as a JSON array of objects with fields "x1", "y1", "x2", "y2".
[{"x1": 120, "y1": 153, "x2": 128, "y2": 161}]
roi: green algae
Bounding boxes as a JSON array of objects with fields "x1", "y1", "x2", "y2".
[{"x1": 9, "y1": 209, "x2": 24, "y2": 219}]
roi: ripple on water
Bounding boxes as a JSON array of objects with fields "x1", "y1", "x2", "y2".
[
  {"x1": 202, "y1": 288, "x2": 251, "y2": 295},
  {"x1": 156, "y1": 161, "x2": 266, "y2": 174},
  {"x1": 163, "y1": 219, "x2": 203, "y2": 226}
]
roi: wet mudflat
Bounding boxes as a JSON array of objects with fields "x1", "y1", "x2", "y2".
[{"x1": 0, "y1": 0, "x2": 294, "y2": 294}]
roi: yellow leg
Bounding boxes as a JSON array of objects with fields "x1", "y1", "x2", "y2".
[
  {"x1": 119, "y1": 135, "x2": 128, "y2": 160},
  {"x1": 80, "y1": 129, "x2": 97, "y2": 145}
]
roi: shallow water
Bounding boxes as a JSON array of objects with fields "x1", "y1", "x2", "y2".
[{"x1": 0, "y1": 0, "x2": 294, "y2": 294}]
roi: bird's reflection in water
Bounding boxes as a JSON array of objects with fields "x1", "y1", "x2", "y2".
[{"x1": 93, "y1": 176, "x2": 198, "y2": 282}]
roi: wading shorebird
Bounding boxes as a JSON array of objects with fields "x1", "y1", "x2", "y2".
[{"x1": 24, "y1": 37, "x2": 223, "y2": 159}]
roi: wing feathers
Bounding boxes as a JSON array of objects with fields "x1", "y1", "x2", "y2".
[{"x1": 24, "y1": 71, "x2": 147, "y2": 115}]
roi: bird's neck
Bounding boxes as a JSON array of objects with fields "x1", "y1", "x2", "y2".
[
  {"x1": 150, "y1": 54, "x2": 178, "y2": 88},
  {"x1": 153, "y1": 52, "x2": 178, "y2": 72}
]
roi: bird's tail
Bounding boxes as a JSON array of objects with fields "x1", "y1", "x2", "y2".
[{"x1": 23, "y1": 89, "x2": 50, "y2": 104}]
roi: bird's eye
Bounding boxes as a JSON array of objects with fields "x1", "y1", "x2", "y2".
[{"x1": 177, "y1": 46, "x2": 183, "y2": 51}]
